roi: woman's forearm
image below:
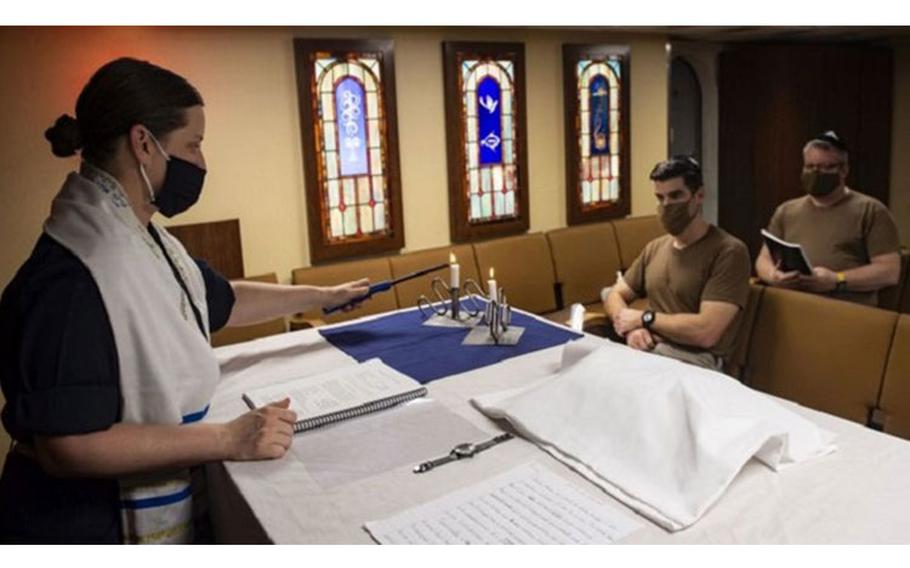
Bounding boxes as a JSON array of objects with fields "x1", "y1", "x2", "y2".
[
  {"x1": 226, "y1": 281, "x2": 332, "y2": 327},
  {"x1": 35, "y1": 422, "x2": 230, "y2": 478},
  {"x1": 34, "y1": 400, "x2": 298, "y2": 479}
]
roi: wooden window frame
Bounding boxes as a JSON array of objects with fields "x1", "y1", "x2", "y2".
[
  {"x1": 563, "y1": 44, "x2": 631, "y2": 225},
  {"x1": 293, "y1": 38, "x2": 405, "y2": 264},
  {"x1": 442, "y1": 41, "x2": 530, "y2": 243}
]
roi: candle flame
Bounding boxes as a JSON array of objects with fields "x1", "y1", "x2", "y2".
[
  {"x1": 449, "y1": 252, "x2": 457, "y2": 264},
  {"x1": 489, "y1": 267, "x2": 495, "y2": 279}
]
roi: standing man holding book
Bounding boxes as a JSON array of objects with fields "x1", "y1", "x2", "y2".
[
  {"x1": 603, "y1": 156, "x2": 751, "y2": 370},
  {"x1": 755, "y1": 131, "x2": 901, "y2": 306}
]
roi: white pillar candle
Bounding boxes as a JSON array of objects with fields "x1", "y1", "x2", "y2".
[
  {"x1": 569, "y1": 302, "x2": 585, "y2": 332},
  {"x1": 487, "y1": 267, "x2": 498, "y2": 302},
  {"x1": 449, "y1": 252, "x2": 460, "y2": 289}
]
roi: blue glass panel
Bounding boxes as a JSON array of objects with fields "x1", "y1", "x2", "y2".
[
  {"x1": 589, "y1": 75, "x2": 610, "y2": 156},
  {"x1": 335, "y1": 77, "x2": 369, "y2": 177},
  {"x1": 477, "y1": 77, "x2": 503, "y2": 165}
]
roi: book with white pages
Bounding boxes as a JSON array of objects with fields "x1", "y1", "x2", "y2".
[
  {"x1": 242, "y1": 358, "x2": 427, "y2": 433},
  {"x1": 761, "y1": 228, "x2": 814, "y2": 276}
]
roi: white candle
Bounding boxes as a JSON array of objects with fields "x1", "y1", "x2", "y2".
[
  {"x1": 449, "y1": 252, "x2": 460, "y2": 289},
  {"x1": 487, "y1": 267, "x2": 498, "y2": 302}
]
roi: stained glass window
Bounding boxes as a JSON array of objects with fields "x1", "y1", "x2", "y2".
[
  {"x1": 295, "y1": 39, "x2": 404, "y2": 262},
  {"x1": 578, "y1": 58, "x2": 622, "y2": 207},
  {"x1": 563, "y1": 45, "x2": 630, "y2": 225},
  {"x1": 463, "y1": 60, "x2": 519, "y2": 223},
  {"x1": 317, "y1": 58, "x2": 386, "y2": 239},
  {"x1": 444, "y1": 42, "x2": 528, "y2": 242}
]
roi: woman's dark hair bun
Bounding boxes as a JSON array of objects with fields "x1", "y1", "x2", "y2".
[{"x1": 44, "y1": 114, "x2": 83, "y2": 157}]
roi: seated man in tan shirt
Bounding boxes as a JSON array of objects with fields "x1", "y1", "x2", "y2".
[
  {"x1": 755, "y1": 131, "x2": 901, "y2": 307},
  {"x1": 604, "y1": 156, "x2": 751, "y2": 370}
]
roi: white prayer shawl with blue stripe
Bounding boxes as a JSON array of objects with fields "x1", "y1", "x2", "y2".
[{"x1": 44, "y1": 165, "x2": 221, "y2": 544}]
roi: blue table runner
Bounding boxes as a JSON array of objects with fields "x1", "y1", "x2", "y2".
[{"x1": 319, "y1": 306, "x2": 582, "y2": 384}]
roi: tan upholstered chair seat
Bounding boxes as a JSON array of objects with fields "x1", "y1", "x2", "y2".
[
  {"x1": 748, "y1": 287, "x2": 897, "y2": 424},
  {"x1": 878, "y1": 315, "x2": 910, "y2": 439}
]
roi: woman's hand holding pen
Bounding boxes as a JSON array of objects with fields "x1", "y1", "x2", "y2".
[{"x1": 223, "y1": 398, "x2": 298, "y2": 460}]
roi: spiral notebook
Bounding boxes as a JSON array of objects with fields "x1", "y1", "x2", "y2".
[{"x1": 241, "y1": 358, "x2": 427, "y2": 433}]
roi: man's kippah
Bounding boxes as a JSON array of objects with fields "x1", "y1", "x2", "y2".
[{"x1": 812, "y1": 130, "x2": 847, "y2": 152}]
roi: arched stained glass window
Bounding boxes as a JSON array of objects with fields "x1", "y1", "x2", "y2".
[
  {"x1": 464, "y1": 62, "x2": 516, "y2": 223},
  {"x1": 444, "y1": 42, "x2": 529, "y2": 242},
  {"x1": 295, "y1": 39, "x2": 404, "y2": 263},
  {"x1": 563, "y1": 45, "x2": 631, "y2": 225},
  {"x1": 578, "y1": 59, "x2": 621, "y2": 206}
]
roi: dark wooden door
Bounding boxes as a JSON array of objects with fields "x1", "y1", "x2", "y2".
[{"x1": 718, "y1": 44, "x2": 893, "y2": 260}]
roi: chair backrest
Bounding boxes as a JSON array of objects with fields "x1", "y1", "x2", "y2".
[
  {"x1": 546, "y1": 222, "x2": 622, "y2": 306},
  {"x1": 211, "y1": 273, "x2": 287, "y2": 347},
  {"x1": 878, "y1": 314, "x2": 910, "y2": 439},
  {"x1": 167, "y1": 218, "x2": 245, "y2": 280},
  {"x1": 389, "y1": 244, "x2": 480, "y2": 310},
  {"x1": 472, "y1": 233, "x2": 558, "y2": 314},
  {"x1": 878, "y1": 248, "x2": 909, "y2": 311},
  {"x1": 611, "y1": 215, "x2": 665, "y2": 269},
  {"x1": 724, "y1": 282, "x2": 765, "y2": 381},
  {"x1": 747, "y1": 287, "x2": 897, "y2": 424},
  {"x1": 292, "y1": 257, "x2": 397, "y2": 324}
]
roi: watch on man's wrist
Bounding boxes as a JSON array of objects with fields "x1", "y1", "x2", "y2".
[
  {"x1": 835, "y1": 272, "x2": 847, "y2": 292},
  {"x1": 641, "y1": 310, "x2": 656, "y2": 330}
]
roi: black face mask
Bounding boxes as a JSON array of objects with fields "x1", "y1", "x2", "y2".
[
  {"x1": 801, "y1": 171, "x2": 840, "y2": 198},
  {"x1": 140, "y1": 131, "x2": 206, "y2": 218}
]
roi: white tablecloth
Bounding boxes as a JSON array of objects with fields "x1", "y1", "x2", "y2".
[{"x1": 205, "y1": 308, "x2": 910, "y2": 544}]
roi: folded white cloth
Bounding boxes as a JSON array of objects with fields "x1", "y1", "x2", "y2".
[{"x1": 472, "y1": 339, "x2": 837, "y2": 531}]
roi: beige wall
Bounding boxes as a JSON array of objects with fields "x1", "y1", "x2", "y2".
[
  {"x1": 0, "y1": 26, "x2": 669, "y2": 290},
  {"x1": 892, "y1": 41, "x2": 910, "y2": 246}
]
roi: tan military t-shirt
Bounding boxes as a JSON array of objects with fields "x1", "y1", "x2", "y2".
[
  {"x1": 767, "y1": 189, "x2": 901, "y2": 306},
  {"x1": 624, "y1": 225, "x2": 751, "y2": 359}
]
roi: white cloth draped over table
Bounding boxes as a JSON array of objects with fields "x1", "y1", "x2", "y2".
[{"x1": 472, "y1": 340, "x2": 837, "y2": 531}]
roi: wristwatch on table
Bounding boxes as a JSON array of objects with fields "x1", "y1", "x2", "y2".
[{"x1": 413, "y1": 433, "x2": 514, "y2": 474}]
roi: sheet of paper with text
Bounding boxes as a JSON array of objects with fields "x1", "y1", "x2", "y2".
[{"x1": 364, "y1": 463, "x2": 643, "y2": 544}]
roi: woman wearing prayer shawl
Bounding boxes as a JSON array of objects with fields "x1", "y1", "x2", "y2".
[{"x1": 0, "y1": 57, "x2": 370, "y2": 543}]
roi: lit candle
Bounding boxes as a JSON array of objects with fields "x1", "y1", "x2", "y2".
[
  {"x1": 449, "y1": 252, "x2": 460, "y2": 289},
  {"x1": 487, "y1": 267, "x2": 498, "y2": 302}
]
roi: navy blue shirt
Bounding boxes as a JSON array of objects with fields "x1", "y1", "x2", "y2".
[{"x1": 0, "y1": 231, "x2": 235, "y2": 543}]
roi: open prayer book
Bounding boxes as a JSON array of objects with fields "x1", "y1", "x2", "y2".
[
  {"x1": 761, "y1": 229, "x2": 813, "y2": 276},
  {"x1": 242, "y1": 359, "x2": 427, "y2": 433}
]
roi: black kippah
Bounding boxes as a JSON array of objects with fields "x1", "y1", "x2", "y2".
[
  {"x1": 812, "y1": 130, "x2": 847, "y2": 152},
  {"x1": 669, "y1": 154, "x2": 701, "y2": 171}
]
